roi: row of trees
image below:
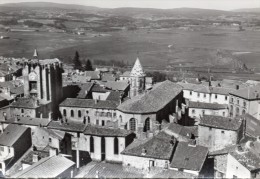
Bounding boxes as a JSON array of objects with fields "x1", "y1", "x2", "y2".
[{"x1": 73, "y1": 51, "x2": 94, "y2": 71}]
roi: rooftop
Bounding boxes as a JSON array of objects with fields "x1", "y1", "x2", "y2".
[
  {"x1": 166, "y1": 123, "x2": 198, "y2": 140},
  {"x1": 0, "y1": 124, "x2": 29, "y2": 147},
  {"x1": 84, "y1": 125, "x2": 133, "y2": 137},
  {"x1": 121, "y1": 132, "x2": 176, "y2": 160},
  {"x1": 1, "y1": 116, "x2": 50, "y2": 127},
  {"x1": 13, "y1": 155, "x2": 75, "y2": 178},
  {"x1": 76, "y1": 82, "x2": 94, "y2": 99},
  {"x1": 59, "y1": 98, "x2": 118, "y2": 110},
  {"x1": 130, "y1": 58, "x2": 145, "y2": 77},
  {"x1": 22, "y1": 150, "x2": 49, "y2": 165},
  {"x1": 98, "y1": 81, "x2": 129, "y2": 91},
  {"x1": 10, "y1": 97, "x2": 39, "y2": 109},
  {"x1": 170, "y1": 141, "x2": 208, "y2": 172},
  {"x1": 47, "y1": 120, "x2": 87, "y2": 133},
  {"x1": 230, "y1": 85, "x2": 260, "y2": 100},
  {"x1": 152, "y1": 168, "x2": 196, "y2": 178},
  {"x1": 188, "y1": 101, "x2": 228, "y2": 110},
  {"x1": 199, "y1": 115, "x2": 243, "y2": 131},
  {"x1": 38, "y1": 58, "x2": 61, "y2": 65},
  {"x1": 118, "y1": 80, "x2": 182, "y2": 114},
  {"x1": 106, "y1": 91, "x2": 123, "y2": 103}
]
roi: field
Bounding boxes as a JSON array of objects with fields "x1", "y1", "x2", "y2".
[{"x1": 0, "y1": 27, "x2": 260, "y2": 72}]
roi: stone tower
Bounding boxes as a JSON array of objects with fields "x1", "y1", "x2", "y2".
[
  {"x1": 23, "y1": 57, "x2": 63, "y2": 119},
  {"x1": 130, "y1": 57, "x2": 146, "y2": 97}
]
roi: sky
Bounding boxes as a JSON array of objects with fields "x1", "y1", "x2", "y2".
[{"x1": 0, "y1": 0, "x2": 259, "y2": 10}]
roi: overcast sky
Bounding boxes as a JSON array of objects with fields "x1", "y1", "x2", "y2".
[{"x1": 0, "y1": 0, "x2": 259, "y2": 10}]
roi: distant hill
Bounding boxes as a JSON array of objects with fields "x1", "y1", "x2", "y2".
[{"x1": 234, "y1": 8, "x2": 260, "y2": 13}]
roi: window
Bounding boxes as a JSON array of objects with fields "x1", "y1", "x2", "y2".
[
  {"x1": 192, "y1": 109, "x2": 195, "y2": 114},
  {"x1": 190, "y1": 91, "x2": 192, "y2": 95},
  {"x1": 236, "y1": 107, "x2": 240, "y2": 117},
  {"x1": 49, "y1": 138, "x2": 52, "y2": 143},
  {"x1": 204, "y1": 93, "x2": 206, "y2": 98},
  {"x1": 223, "y1": 112, "x2": 225, "y2": 116},
  {"x1": 242, "y1": 109, "x2": 246, "y2": 115},
  {"x1": 114, "y1": 137, "x2": 119, "y2": 154},
  {"x1": 0, "y1": 146, "x2": 4, "y2": 152},
  {"x1": 215, "y1": 94, "x2": 218, "y2": 99},
  {"x1": 86, "y1": 110, "x2": 89, "y2": 114},
  {"x1": 90, "y1": 136, "x2": 94, "y2": 152},
  {"x1": 102, "y1": 120, "x2": 105, "y2": 126},
  {"x1": 113, "y1": 113, "x2": 117, "y2": 117},
  {"x1": 231, "y1": 97, "x2": 234, "y2": 103},
  {"x1": 143, "y1": 118, "x2": 150, "y2": 132},
  {"x1": 21, "y1": 109, "x2": 24, "y2": 113},
  {"x1": 129, "y1": 118, "x2": 136, "y2": 131},
  {"x1": 78, "y1": 110, "x2": 81, "y2": 118},
  {"x1": 209, "y1": 127, "x2": 212, "y2": 131},
  {"x1": 119, "y1": 115, "x2": 122, "y2": 123},
  {"x1": 197, "y1": 93, "x2": 200, "y2": 97},
  {"x1": 96, "y1": 120, "x2": 99, "y2": 125},
  {"x1": 202, "y1": 110, "x2": 205, "y2": 115},
  {"x1": 225, "y1": 96, "x2": 228, "y2": 100},
  {"x1": 107, "y1": 112, "x2": 111, "y2": 117},
  {"x1": 243, "y1": 101, "x2": 246, "y2": 108},
  {"x1": 221, "y1": 131, "x2": 225, "y2": 134},
  {"x1": 71, "y1": 110, "x2": 74, "y2": 117},
  {"x1": 237, "y1": 99, "x2": 239, "y2": 105},
  {"x1": 88, "y1": 116, "x2": 90, "y2": 124},
  {"x1": 63, "y1": 109, "x2": 66, "y2": 117},
  {"x1": 72, "y1": 142, "x2": 77, "y2": 148}
]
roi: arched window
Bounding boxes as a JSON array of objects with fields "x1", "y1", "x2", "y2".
[
  {"x1": 143, "y1": 118, "x2": 150, "y2": 132},
  {"x1": 90, "y1": 136, "x2": 94, "y2": 153},
  {"x1": 119, "y1": 115, "x2": 122, "y2": 123},
  {"x1": 71, "y1": 110, "x2": 74, "y2": 117},
  {"x1": 63, "y1": 109, "x2": 66, "y2": 116},
  {"x1": 114, "y1": 137, "x2": 119, "y2": 154},
  {"x1": 236, "y1": 107, "x2": 240, "y2": 117},
  {"x1": 78, "y1": 110, "x2": 81, "y2": 118},
  {"x1": 129, "y1": 118, "x2": 136, "y2": 131},
  {"x1": 242, "y1": 109, "x2": 246, "y2": 115},
  {"x1": 107, "y1": 112, "x2": 111, "y2": 117}
]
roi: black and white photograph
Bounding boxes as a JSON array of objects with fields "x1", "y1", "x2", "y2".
[{"x1": 0, "y1": 0, "x2": 259, "y2": 178}]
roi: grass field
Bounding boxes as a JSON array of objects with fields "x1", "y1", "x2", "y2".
[{"x1": 0, "y1": 27, "x2": 260, "y2": 71}]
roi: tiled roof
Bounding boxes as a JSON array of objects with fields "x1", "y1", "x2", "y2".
[
  {"x1": 209, "y1": 144, "x2": 238, "y2": 156},
  {"x1": 47, "y1": 120, "x2": 87, "y2": 132},
  {"x1": 0, "y1": 124, "x2": 29, "y2": 146},
  {"x1": 101, "y1": 74, "x2": 116, "y2": 82},
  {"x1": 199, "y1": 115, "x2": 242, "y2": 131},
  {"x1": 229, "y1": 149, "x2": 260, "y2": 171},
  {"x1": 152, "y1": 169, "x2": 196, "y2": 178},
  {"x1": 170, "y1": 141, "x2": 208, "y2": 171},
  {"x1": 188, "y1": 101, "x2": 228, "y2": 110},
  {"x1": 130, "y1": 58, "x2": 145, "y2": 77},
  {"x1": 84, "y1": 162, "x2": 144, "y2": 178},
  {"x1": 10, "y1": 97, "x2": 38, "y2": 108},
  {"x1": 177, "y1": 82, "x2": 210, "y2": 93},
  {"x1": 98, "y1": 81, "x2": 129, "y2": 91},
  {"x1": 1, "y1": 116, "x2": 50, "y2": 127},
  {"x1": 22, "y1": 150, "x2": 49, "y2": 165},
  {"x1": 118, "y1": 80, "x2": 182, "y2": 114},
  {"x1": 76, "y1": 82, "x2": 94, "y2": 98},
  {"x1": 120, "y1": 71, "x2": 131, "y2": 77},
  {"x1": 91, "y1": 84, "x2": 109, "y2": 93},
  {"x1": 210, "y1": 87, "x2": 234, "y2": 95},
  {"x1": 59, "y1": 98, "x2": 118, "y2": 110},
  {"x1": 13, "y1": 155, "x2": 75, "y2": 178},
  {"x1": 42, "y1": 128, "x2": 65, "y2": 140},
  {"x1": 166, "y1": 123, "x2": 198, "y2": 140},
  {"x1": 244, "y1": 113, "x2": 260, "y2": 138},
  {"x1": 121, "y1": 132, "x2": 176, "y2": 160},
  {"x1": 106, "y1": 91, "x2": 122, "y2": 103},
  {"x1": 230, "y1": 85, "x2": 260, "y2": 100},
  {"x1": 84, "y1": 125, "x2": 133, "y2": 137}
]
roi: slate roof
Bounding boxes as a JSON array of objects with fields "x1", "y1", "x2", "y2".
[
  {"x1": 199, "y1": 115, "x2": 242, "y2": 131},
  {"x1": 47, "y1": 120, "x2": 87, "y2": 132},
  {"x1": 0, "y1": 124, "x2": 29, "y2": 146},
  {"x1": 188, "y1": 101, "x2": 228, "y2": 110},
  {"x1": 1, "y1": 116, "x2": 50, "y2": 127},
  {"x1": 230, "y1": 85, "x2": 260, "y2": 100},
  {"x1": 59, "y1": 98, "x2": 118, "y2": 110},
  {"x1": 118, "y1": 80, "x2": 182, "y2": 114},
  {"x1": 13, "y1": 155, "x2": 75, "y2": 178},
  {"x1": 84, "y1": 125, "x2": 133, "y2": 137},
  {"x1": 121, "y1": 132, "x2": 176, "y2": 160},
  {"x1": 170, "y1": 141, "x2": 208, "y2": 171},
  {"x1": 10, "y1": 97, "x2": 38, "y2": 108},
  {"x1": 244, "y1": 113, "x2": 260, "y2": 138}
]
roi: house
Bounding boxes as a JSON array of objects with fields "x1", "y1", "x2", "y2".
[
  {"x1": 243, "y1": 113, "x2": 260, "y2": 138},
  {"x1": 226, "y1": 140, "x2": 260, "y2": 178},
  {"x1": 12, "y1": 155, "x2": 75, "y2": 178},
  {"x1": 59, "y1": 98, "x2": 118, "y2": 125},
  {"x1": 170, "y1": 141, "x2": 208, "y2": 176},
  {"x1": 83, "y1": 125, "x2": 135, "y2": 162},
  {"x1": 117, "y1": 80, "x2": 183, "y2": 134},
  {"x1": 198, "y1": 115, "x2": 244, "y2": 151},
  {"x1": 187, "y1": 101, "x2": 228, "y2": 125},
  {"x1": 121, "y1": 132, "x2": 177, "y2": 171},
  {"x1": 229, "y1": 85, "x2": 260, "y2": 119},
  {"x1": 21, "y1": 149, "x2": 49, "y2": 170},
  {"x1": 0, "y1": 124, "x2": 32, "y2": 175}
]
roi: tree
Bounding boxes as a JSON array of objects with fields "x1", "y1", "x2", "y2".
[
  {"x1": 84, "y1": 59, "x2": 94, "y2": 71},
  {"x1": 73, "y1": 51, "x2": 82, "y2": 70}
]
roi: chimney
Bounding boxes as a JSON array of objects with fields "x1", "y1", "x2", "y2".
[
  {"x1": 188, "y1": 140, "x2": 196, "y2": 147},
  {"x1": 141, "y1": 148, "x2": 146, "y2": 156},
  {"x1": 32, "y1": 154, "x2": 39, "y2": 163}
]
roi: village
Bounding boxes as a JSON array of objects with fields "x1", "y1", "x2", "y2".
[{"x1": 0, "y1": 49, "x2": 259, "y2": 178}]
